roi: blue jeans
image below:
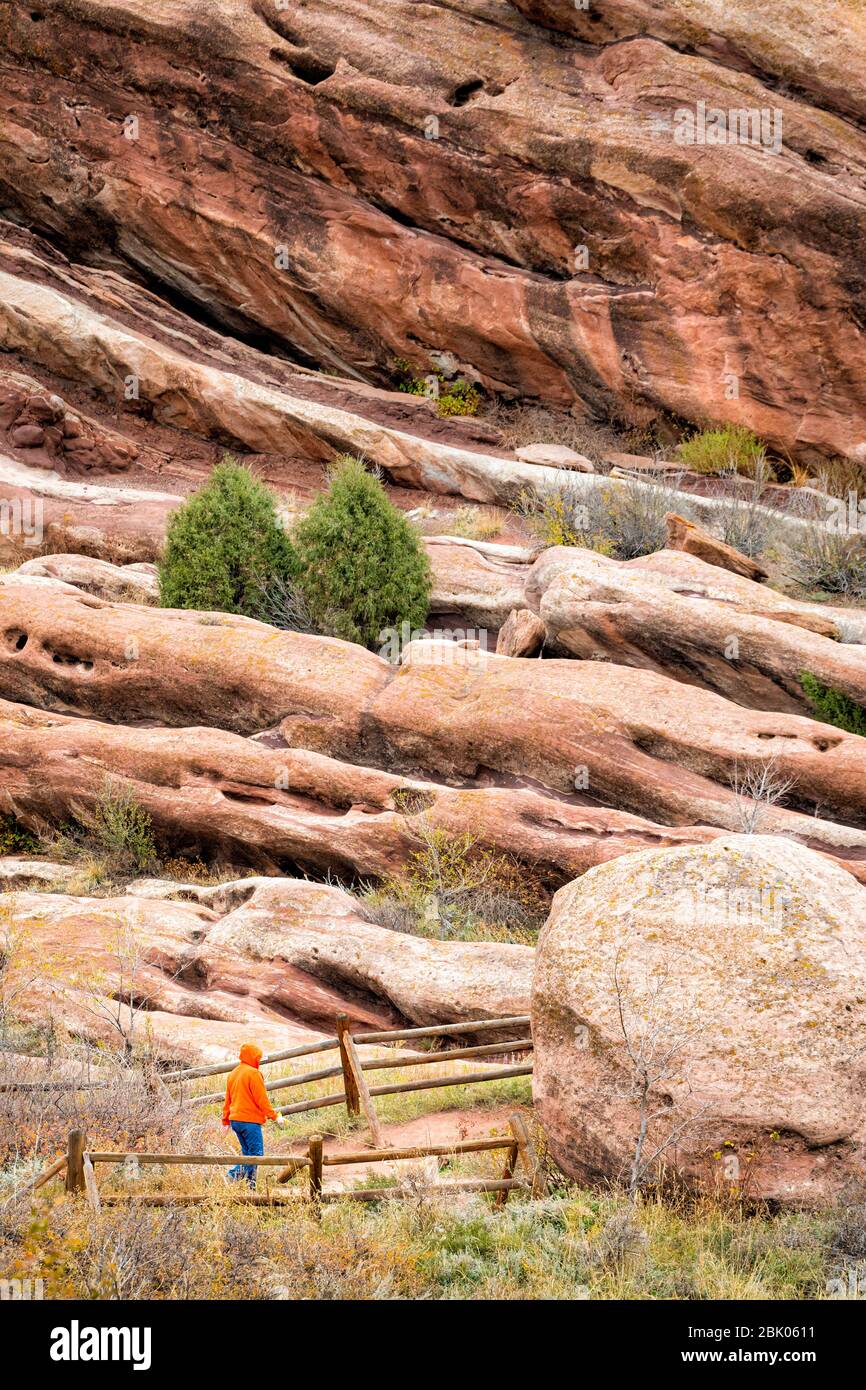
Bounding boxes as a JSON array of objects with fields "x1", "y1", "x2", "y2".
[{"x1": 228, "y1": 1120, "x2": 263, "y2": 1187}]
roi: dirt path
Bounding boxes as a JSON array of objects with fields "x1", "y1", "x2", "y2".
[{"x1": 293, "y1": 1105, "x2": 523, "y2": 1190}]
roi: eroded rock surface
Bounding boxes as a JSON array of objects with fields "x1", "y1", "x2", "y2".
[
  {"x1": 5, "y1": 878, "x2": 533, "y2": 1061},
  {"x1": 529, "y1": 546, "x2": 866, "y2": 711},
  {"x1": 532, "y1": 835, "x2": 866, "y2": 1206},
  {"x1": 0, "y1": 1, "x2": 864, "y2": 458},
  {"x1": 3, "y1": 586, "x2": 866, "y2": 874}
]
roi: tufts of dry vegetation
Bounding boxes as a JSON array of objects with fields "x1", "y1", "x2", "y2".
[
  {"x1": 358, "y1": 819, "x2": 550, "y2": 945},
  {"x1": 516, "y1": 474, "x2": 695, "y2": 560},
  {"x1": 782, "y1": 517, "x2": 866, "y2": 599},
  {"x1": 482, "y1": 400, "x2": 624, "y2": 464},
  {"x1": 0, "y1": 1163, "x2": 855, "y2": 1302},
  {"x1": 0, "y1": 1031, "x2": 861, "y2": 1303}
]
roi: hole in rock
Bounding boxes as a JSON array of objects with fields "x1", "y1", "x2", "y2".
[
  {"x1": 221, "y1": 787, "x2": 280, "y2": 807},
  {"x1": 812, "y1": 736, "x2": 842, "y2": 752},
  {"x1": 4, "y1": 629, "x2": 28, "y2": 652},
  {"x1": 271, "y1": 48, "x2": 336, "y2": 85},
  {"x1": 48, "y1": 649, "x2": 94, "y2": 672},
  {"x1": 450, "y1": 79, "x2": 485, "y2": 107}
]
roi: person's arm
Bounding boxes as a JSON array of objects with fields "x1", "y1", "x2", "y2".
[
  {"x1": 222, "y1": 1078, "x2": 232, "y2": 1127},
  {"x1": 250, "y1": 1068, "x2": 278, "y2": 1122}
]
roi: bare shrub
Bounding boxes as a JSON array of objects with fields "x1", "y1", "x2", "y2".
[
  {"x1": 359, "y1": 817, "x2": 549, "y2": 944},
  {"x1": 586, "y1": 1208, "x2": 649, "y2": 1269},
  {"x1": 256, "y1": 574, "x2": 323, "y2": 634},
  {"x1": 71, "y1": 917, "x2": 172, "y2": 1065},
  {"x1": 611, "y1": 947, "x2": 715, "y2": 1197},
  {"x1": 482, "y1": 400, "x2": 621, "y2": 464},
  {"x1": 729, "y1": 758, "x2": 798, "y2": 833},
  {"x1": 0, "y1": 1048, "x2": 188, "y2": 1170},
  {"x1": 782, "y1": 515, "x2": 866, "y2": 598},
  {"x1": 54, "y1": 1203, "x2": 204, "y2": 1299},
  {"x1": 706, "y1": 460, "x2": 781, "y2": 558}
]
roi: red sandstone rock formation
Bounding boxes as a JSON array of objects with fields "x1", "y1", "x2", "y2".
[
  {"x1": 5, "y1": 878, "x2": 533, "y2": 1060},
  {"x1": 3, "y1": 583, "x2": 866, "y2": 871},
  {"x1": 528, "y1": 546, "x2": 866, "y2": 714},
  {"x1": 0, "y1": 2, "x2": 863, "y2": 460}
]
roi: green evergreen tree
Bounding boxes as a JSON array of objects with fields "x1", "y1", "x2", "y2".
[
  {"x1": 291, "y1": 456, "x2": 432, "y2": 647},
  {"x1": 158, "y1": 460, "x2": 296, "y2": 617}
]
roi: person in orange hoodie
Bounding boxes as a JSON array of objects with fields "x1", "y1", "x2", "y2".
[{"x1": 222, "y1": 1042, "x2": 284, "y2": 1187}]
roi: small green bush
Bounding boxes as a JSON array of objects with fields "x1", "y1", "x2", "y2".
[
  {"x1": 52, "y1": 779, "x2": 158, "y2": 876},
  {"x1": 78, "y1": 781, "x2": 157, "y2": 873},
  {"x1": 393, "y1": 359, "x2": 480, "y2": 417},
  {"x1": 291, "y1": 456, "x2": 432, "y2": 647},
  {"x1": 678, "y1": 425, "x2": 765, "y2": 477},
  {"x1": 0, "y1": 815, "x2": 39, "y2": 856},
  {"x1": 800, "y1": 672, "x2": 866, "y2": 737},
  {"x1": 158, "y1": 460, "x2": 296, "y2": 617}
]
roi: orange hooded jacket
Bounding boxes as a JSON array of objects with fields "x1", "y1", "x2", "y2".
[{"x1": 222, "y1": 1043, "x2": 279, "y2": 1125}]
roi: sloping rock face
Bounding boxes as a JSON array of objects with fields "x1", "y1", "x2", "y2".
[
  {"x1": 532, "y1": 835, "x2": 866, "y2": 1206},
  {"x1": 0, "y1": 698, "x2": 735, "y2": 885},
  {"x1": 4, "y1": 584, "x2": 866, "y2": 873},
  {"x1": 206, "y1": 879, "x2": 533, "y2": 1033},
  {"x1": 0, "y1": 224, "x2": 575, "y2": 510},
  {"x1": 529, "y1": 546, "x2": 866, "y2": 713},
  {"x1": 0, "y1": 1, "x2": 864, "y2": 460},
  {"x1": 5, "y1": 878, "x2": 533, "y2": 1061}
]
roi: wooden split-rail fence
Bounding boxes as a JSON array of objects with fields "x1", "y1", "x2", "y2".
[
  {"x1": 60, "y1": 1111, "x2": 547, "y2": 1210},
  {"x1": 170, "y1": 1012, "x2": 534, "y2": 1147},
  {"x1": 7, "y1": 1014, "x2": 540, "y2": 1210}
]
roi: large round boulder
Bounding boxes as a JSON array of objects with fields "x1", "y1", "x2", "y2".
[{"x1": 532, "y1": 835, "x2": 866, "y2": 1206}]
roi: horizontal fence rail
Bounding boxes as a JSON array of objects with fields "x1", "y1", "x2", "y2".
[
  {"x1": 87, "y1": 1153, "x2": 310, "y2": 1168},
  {"x1": 63, "y1": 1114, "x2": 546, "y2": 1210},
  {"x1": 164, "y1": 1015, "x2": 531, "y2": 1086},
  {"x1": 189, "y1": 1037, "x2": 533, "y2": 1107},
  {"x1": 274, "y1": 1064, "x2": 534, "y2": 1117},
  {"x1": 14, "y1": 1016, "x2": 538, "y2": 1211},
  {"x1": 180, "y1": 1013, "x2": 533, "y2": 1140}
]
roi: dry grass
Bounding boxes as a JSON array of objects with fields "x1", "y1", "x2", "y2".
[
  {"x1": 1, "y1": 1155, "x2": 851, "y2": 1302},
  {"x1": 0, "y1": 1042, "x2": 860, "y2": 1301},
  {"x1": 443, "y1": 505, "x2": 509, "y2": 542},
  {"x1": 482, "y1": 401, "x2": 624, "y2": 464}
]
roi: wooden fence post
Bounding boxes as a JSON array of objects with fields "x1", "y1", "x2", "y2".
[
  {"x1": 65, "y1": 1130, "x2": 86, "y2": 1195},
  {"x1": 509, "y1": 1113, "x2": 548, "y2": 1198},
  {"x1": 308, "y1": 1134, "x2": 323, "y2": 1208},
  {"x1": 336, "y1": 1014, "x2": 360, "y2": 1118},
  {"x1": 494, "y1": 1139, "x2": 520, "y2": 1208},
  {"x1": 83, "y1": 1154, "x2": 101, "y2": 1214},
  {"x1": 337, "y1": 1014, "x2": 384, "y2": 1146}
]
